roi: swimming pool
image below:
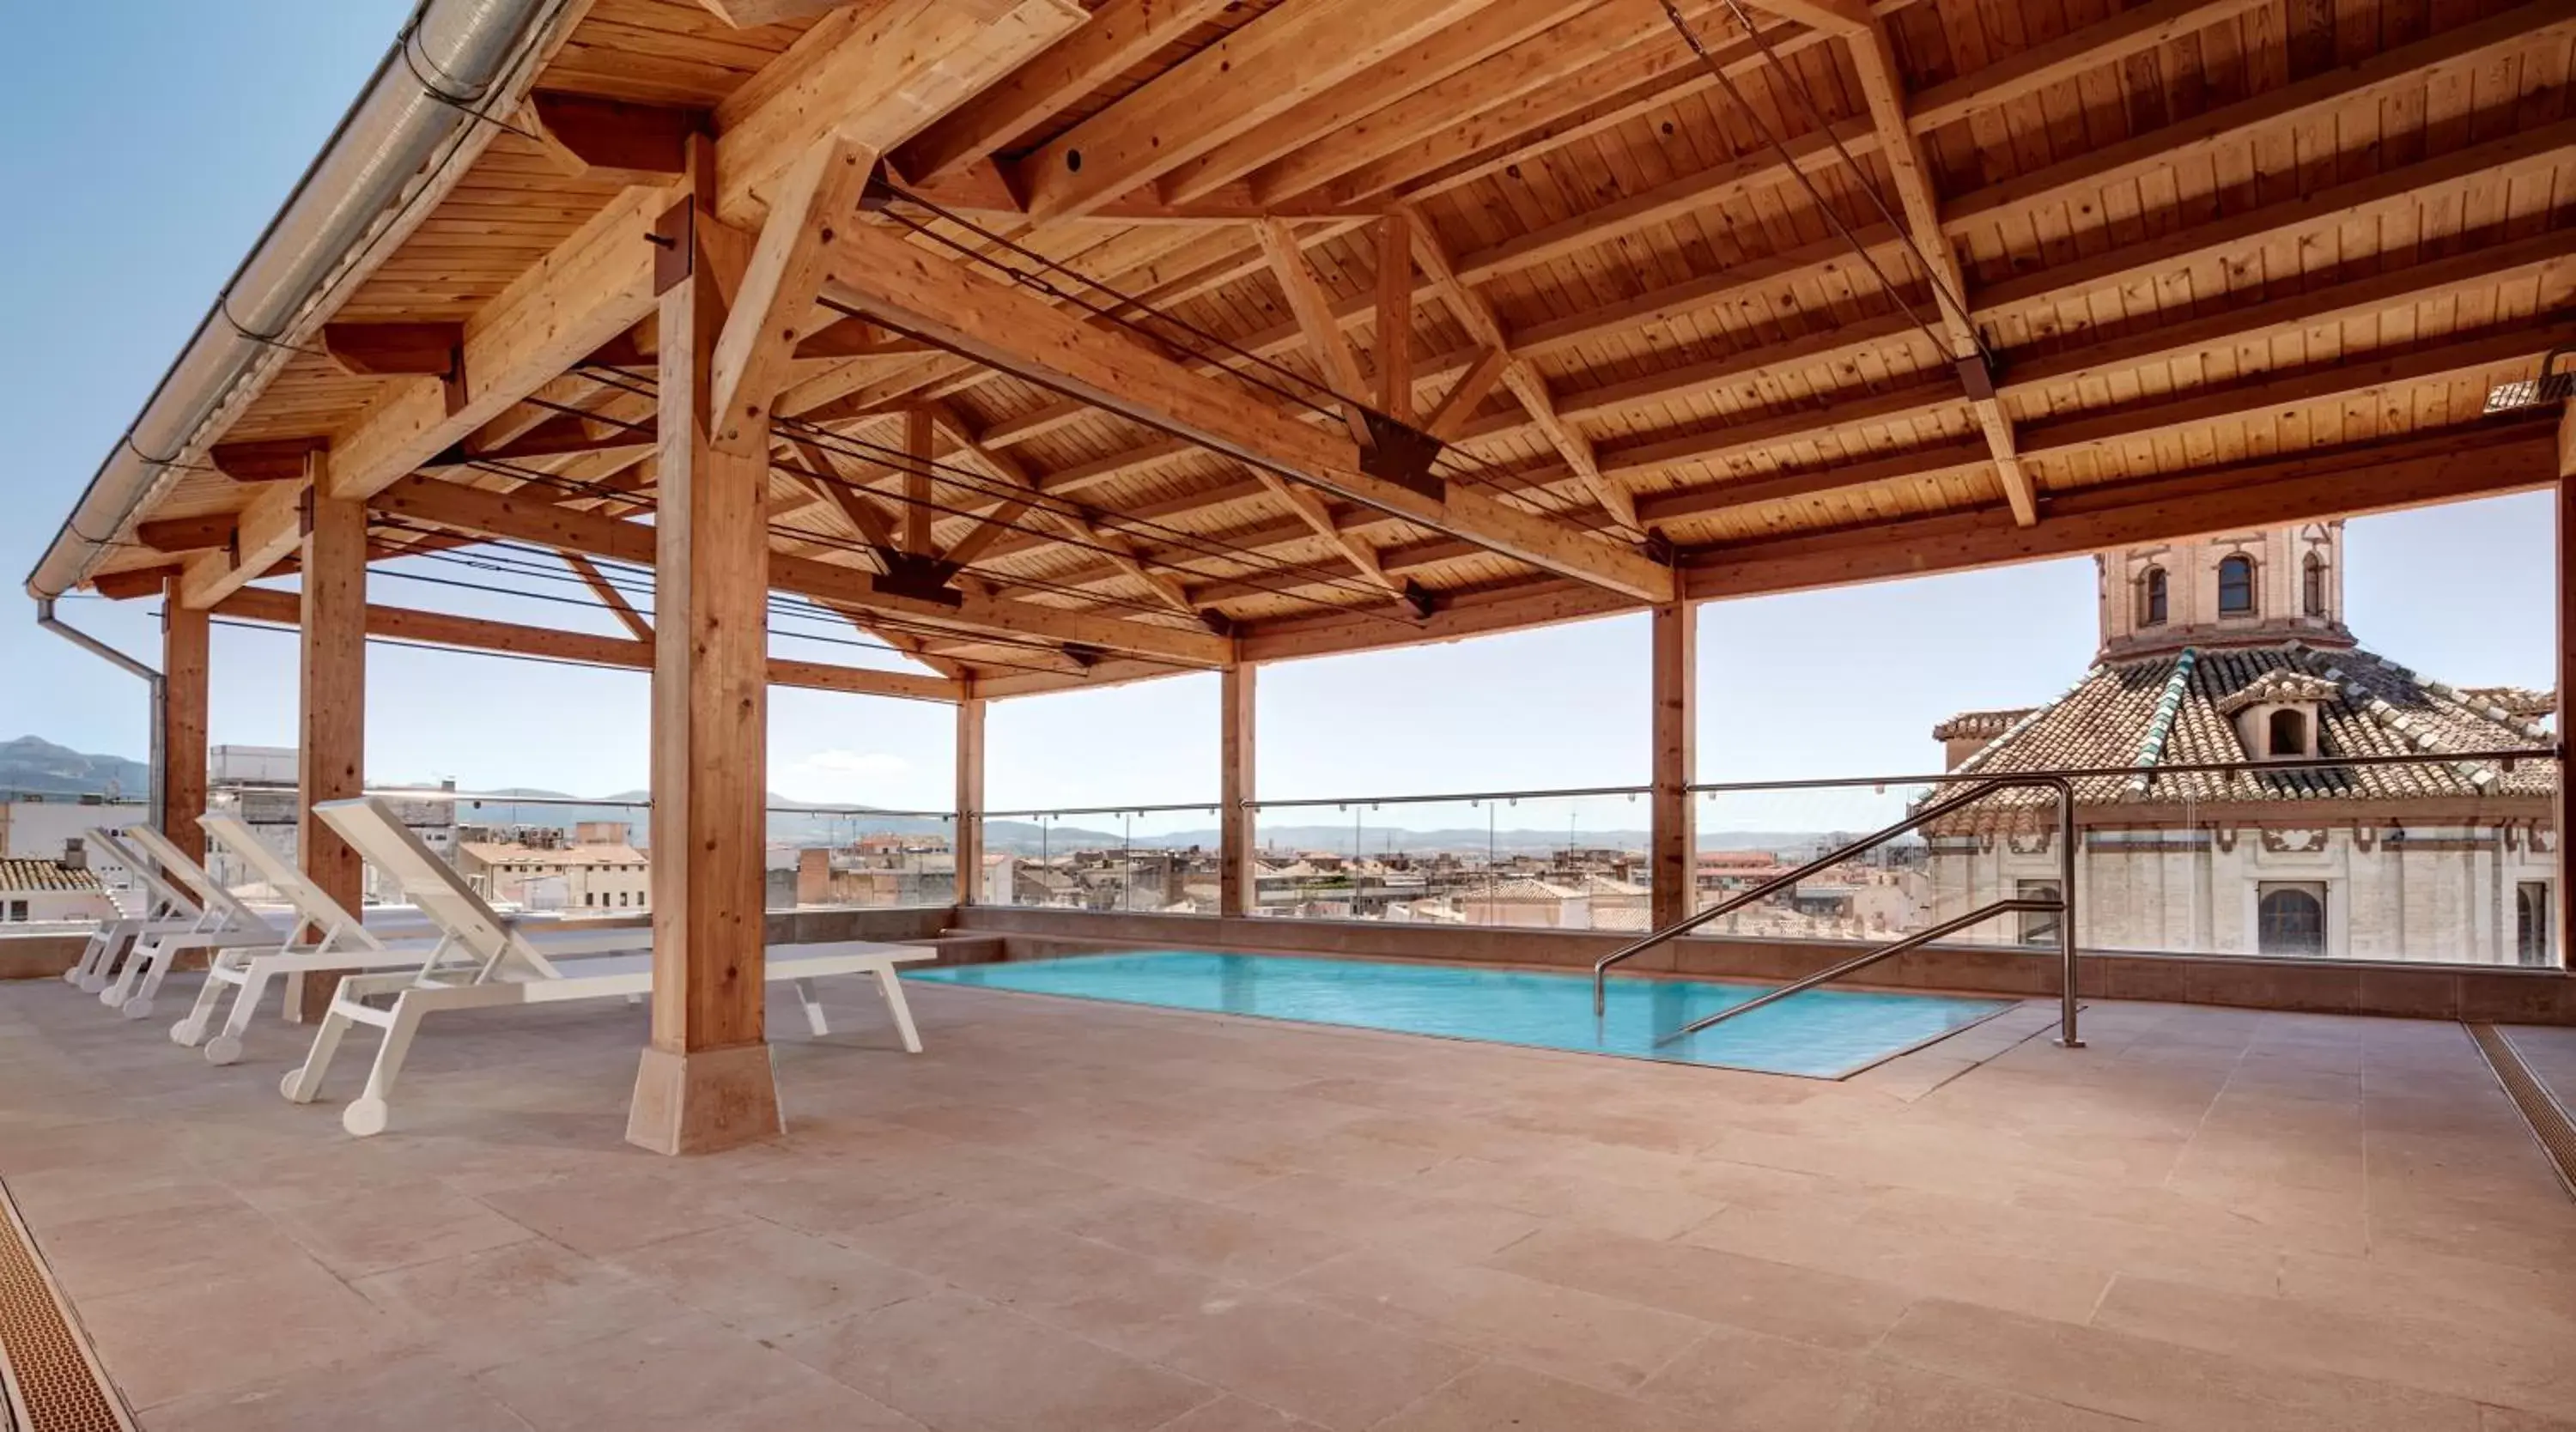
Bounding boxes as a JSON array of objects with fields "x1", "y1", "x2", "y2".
[{"x1": 907, "y1": 950, "x2": 2014, "y2": 1078}]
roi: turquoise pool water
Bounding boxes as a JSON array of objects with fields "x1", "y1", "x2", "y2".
[{"x1": 907, "y1": 951, "x2": 2012, "y2": 1078}]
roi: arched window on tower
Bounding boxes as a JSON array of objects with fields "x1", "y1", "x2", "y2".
[
  {"x1": 2140, "y1": 567, "x2": 2167, "y2": 626},
  {"x1": 2268, "y1": 707, "x2": 2307, "y2": 757},
  {"x1": 2258, "y1": 885, "x2": 2325, "y2": 956},
  {"x1": 2218, "y1": 555, "x2": 2256, "y2": 615},
  {"x1": 2302, "y1": 553, "x2": 2327, "y2": 616}
]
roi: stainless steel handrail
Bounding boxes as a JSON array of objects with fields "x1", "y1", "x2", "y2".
[
  {"x1": 1656, "y1": 898, "x2": 2058, "y2": 1045},
  {"x1": 1593, "y1": 774, "x2": 2081, "y2": 1048}
]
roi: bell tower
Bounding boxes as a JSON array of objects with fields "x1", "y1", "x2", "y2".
[{"x1": 2095, "y1": 521, "x2": 2353, "y2": 660}]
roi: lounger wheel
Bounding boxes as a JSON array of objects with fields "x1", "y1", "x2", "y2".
[
  {"x1": 62, "y1": 968, "x2": 83, "y2": 986},
  {"x1": 204, "y1": 1035, "x2": 244, "y2": 1066},
  {"x1": 342, "y1": 1097, "x2": 390, "y2": 1138},
  {"x1": 119, "y1": 995, "x2": 154, "y2": 1021},
  {"x1": 280, "y1": 1070, "x2": 307, "y2": 1101},
  {"x1": 78, "y1": 973, "x2": 107, "y2": 993},
  {"x1": 171, "y1": 1017, "x2": 204, "y2": 1047}
]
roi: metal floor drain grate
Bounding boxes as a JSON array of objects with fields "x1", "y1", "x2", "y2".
[
  {"x1": 0, "y1": 1179, "x2": 132, "y2": 1432},
  {"x1": 2470, "y1": 1022, "x2": 2576, "y2": 1202}
]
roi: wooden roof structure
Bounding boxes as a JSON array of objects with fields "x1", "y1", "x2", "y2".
[{"x1": 39, "y1": 0, "x2": 2576, "y2": 702}]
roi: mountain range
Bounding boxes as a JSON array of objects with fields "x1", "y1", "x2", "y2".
[{"x1": 0, "y1": 737, "x2": 150, "y2": 799}]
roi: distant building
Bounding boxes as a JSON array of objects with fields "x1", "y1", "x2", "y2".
[
  {"x1": 458, "y1": 823, "x2": 648, "y2": 913},
  {"x1": 1929, "y1": 521, "x2": 2557, "y2": 965},
  {"x1": 0, "y1": 852, "x2": 114, "y2": 925}
]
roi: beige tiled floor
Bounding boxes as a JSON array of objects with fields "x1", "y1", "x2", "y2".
[{"x1": 3, "y1": 971, "x2": 2574, "y2": 1430}]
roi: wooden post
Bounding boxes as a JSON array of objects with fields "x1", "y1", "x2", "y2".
[
  {"x1": 298, "y1": 457, "x2": 368, "y2": 1018},
  {"x1": 2558, "y1": 409, "x2": 2574, "y2": 968},
  {"x1": 955, "y1": 689, "x2": 986, "y2": 906},
  {"x1": 628, "y1": 142, "x2": 781, "y2": 1156},
  {"x1": 1220, "y1": 664, "x2": 1256, "y2": 919},
  {"x1": 1649, "y1": 600, "x2": 1697, "y2": 930},
  {"x1": 161, "y1": 579, "x2": 209, "y2": 865}
]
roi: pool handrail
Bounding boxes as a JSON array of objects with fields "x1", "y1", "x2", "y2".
[{"x1": 1593, "y1": 773, "x2": 2081, "y2": 1050}]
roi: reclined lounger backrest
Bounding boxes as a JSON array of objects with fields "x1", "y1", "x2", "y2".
[
  {"x1": 120, "y1": 824, "x2": 279, "y2": 939},
  {"x1": 313, "y1": 796, "x2": 568, "y2": 984},
  {"x1": 86, "y1": 828, "x2": 201, "y2": 923},
  {"x1": 198, "y1": 813, "x2": 402, "y2": 955}
]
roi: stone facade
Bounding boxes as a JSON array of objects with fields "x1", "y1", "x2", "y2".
[{"x1": 1930, "y1": 523, "x2": 2558, "y2": 967}]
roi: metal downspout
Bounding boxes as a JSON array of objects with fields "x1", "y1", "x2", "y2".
[{"x1": 33, "y1": 600, "x2": 165, "y2": 834}]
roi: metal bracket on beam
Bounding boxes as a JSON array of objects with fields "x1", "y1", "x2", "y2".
[
  {"x1": 874, "y1": 552, "x2": 965, "y2": 606},
  {"x1": 1358, "y1": 410, "x2": 1447, "y2": 501},
  {"x1": 1196, "y1": 608, "x2": 1234, "y2": 638},
  {"x1": 1957, "y1": 351, "x2": 2002, "y2": 404},
  {"x1": 650, "y1": 197, "x2": 695, "y2": 295},
  {"x1": 1641, "y1": 528, "x2": 1677, "y2": 567},
  {"x1": 1400, "y1": 579, "x2": 1439, "y2": 621},
  {"x1": 1061, "y1": 644, "x2": 1102, "y2": 670}
]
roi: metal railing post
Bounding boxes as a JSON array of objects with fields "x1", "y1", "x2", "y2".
[{"x1": 2054, "y1": 775, "x2": 2082, "y2": 1048}]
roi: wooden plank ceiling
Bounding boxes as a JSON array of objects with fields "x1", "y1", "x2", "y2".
[{"x1": 88, "y1": 0, "x2": 2576, "y2": 696}]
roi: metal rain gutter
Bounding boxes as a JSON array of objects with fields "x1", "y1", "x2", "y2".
[
  {"x1": 23, "y1": 0, "x2": 566, "y2": 602},
  {"x1": 33, "y1": 599, "x2": 164, "y2": 836}
]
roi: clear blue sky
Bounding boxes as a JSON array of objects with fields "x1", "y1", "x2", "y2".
[{"x1": 0, "y1": 3, "x2": 2556, "y2": 824}]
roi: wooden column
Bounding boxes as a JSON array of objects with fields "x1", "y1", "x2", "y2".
[
  {"x1": 1220, "y1": 664, "x2": 1256, "y2": 919},
  {"x1": 2559, "y1": 410, "x2": 2574, "y2": 968},
  {"x1": 161, "y1": 579, "x2": 209, "y2": 865},
  {"x1": 955, "y1": 690, "x2": 986, "y2": 906},
  {"x1": 298, "y1": 460, "x2": 368, "y2": 1018},
  {"x1": 1649, "y1": 600, "x2": 1698, "y2": 930},
  {"x1": 628, "y1": 149, "x2": 780, "y2": 1155}
]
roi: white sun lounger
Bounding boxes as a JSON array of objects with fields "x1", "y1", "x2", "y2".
[
  {"x1": 173, "y1": 815, "x2": 628, "y2": 1066},
  {"x1": 70, "y1": 829, "x2": 270, "y2": 1016},
  {"x1": 283, "y1": 796, "x2": 931, "y2": 1137},
  {"x1": 100, "y1": 826, "x2": 302, "y2": 1020},
  {"x1": 66, "y1": 828, "x2": 194, "y2": 992}
]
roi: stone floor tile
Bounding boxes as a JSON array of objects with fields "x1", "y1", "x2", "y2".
[
  {"x1": 780, "y1": 1288, "x2": 1216, "y2": 1432},
  {"x1": 1122, "y1": 1292, "x2": 1476, "y2": 1431},
  {"x1": 1878, "y1": 1297, "x2": 2486, "y2": 1432},
  {"x1": 477, "y1": 1314, "x2": 924, "y2": 1431},
  {"x1": 351, "y1": 1236, "x2": 690, "y2": 1374},
  {"x1": 76, "y1": 1256, "x2": 412, "y2": 1411},
  {"x1": 1374, "y1": 1362, "x2": 1699, "y2": 1432},
  {"x1": 1484, "y1": 1223, "x2": 1917, "y2": 1350},
  {"x1": 607, "y1": 1220, "x2": 933, "y2": 1340},
  {"x1": 1049, "y1": 1184, "x2": 1356, "y2": 1286},
  {"x1": 264, "y1": 1180, "x2": 538, "y2": 1278},
  {"x1": 1219, "y1": 1170, "x2": 1542, "y2": 1264},
  {"x1": 472, "y1": 1164, "x2": 745, "y2": 1255},
  {"x1": 137, "y1": 1352, "x2": 529, "y2": 1432},
  {"x1": 1279, "y1": 1249, "x2": 1705, "y2": 1393}
]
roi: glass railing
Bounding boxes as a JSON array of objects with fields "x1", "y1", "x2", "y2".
[
  {"x1": 192, "y1": 783, "x2": 959, "y2": 915},
  {"x1": 975, "y1": 802, "x2": 1228, "y2": 913},
  {"x1": 966, "y1": 749, "x2": 2559, "y2": 968}
]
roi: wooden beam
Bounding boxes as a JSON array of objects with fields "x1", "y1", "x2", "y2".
[
  {"x1": 1940, "y1": 0, "x2": 2576, "y2": 236},
  {"x1": 320, "y1": 322, "x2": 464, "y2": 379},
  {"x1": 1220, "y1": 663, "x2": 1255, "y2": 918},
  {"x1": 708, "y1": 0, "x2": 1084, "y2": 227},
  {"x1": 135, "y1": 515, "x2": 237, "y2": 556},
  {"x1": 1155, "y1": 0, "x2": 1601, "y2": 204},
  {"x1": 710, "y1": 137, "x2": 881, "y2": 454},
  {"x1": 818, "y1": 216, "x2": 1674, "y2": 601},
  {"x1": 1844, "y1": 27, "x2": 2036, "y2": 526},
  {"x1": 1425, "y1": 347, "x2": 1510, "y2": 440},
  {"x1": 207, "y1": 436, "x2": 327, "y2": 483},
  {"x1": 1649, "y1": 598, "x2": 1694, "y2": 930},
  {"x1": 368, "y1": 475, "x2": 1235, "y2": 664},
  {"x1": 788, "y1": 439, "x2": 904, "y2": 554},
  {"x1": 527, "y1": 91, "x2": 705, "y2": 184},
  {"x1": 698, "y1": 0, "x2": 862, "y2": 27},
  {"x1": 1376, "y1": 212, "x2": 1416, "y2": 423},
  {"x1": 161, "y1": 581, "x2": 209, "y2": 867},
  {"x1": 902, "y1": 406, "x2": 938, "y2": 557},
  {"x1": 93, "y1": 565, "x2": 183, "y2": 600},
  {"x1": 1407, "y1": 209, "x2": 1640, "y2": 533},
  {"x1": 213, "y1": 586, "x2": 958, "y2": 702},
  {"x1": 449, "y1": 412, "x2": 659, "y2": 466},
  {"x1": 564, "y1": 554, "x2": 654, "y2": 643},
  {"x1": 1753, "y1": 0, "x2": 1872, "y2": 33},
  {"x1": 297, "y1": 466, "x2": 367, "y2": 1019},
  {"x1": 1903, "y1": 0, "x2": 2275, "y2": 133},
  {"x1": 893, "y1": 0, "x2": 1241, "y2": 185},
  {"x1": 1257, "y1": 218, "x2": 1375, "y2": 446},
  {"x1": 927, "y1": 403, "x2": 1201, "y2": 616},
  {"x1": 1005, "y1": 0, "x2": 1492, "y2": 222},
  {"x1": 1682, "y1": 420, "x2": 2559, "y2": 602},
  {"x1": 956, "y1": 692, "x2": 987, "y2": 905}
]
